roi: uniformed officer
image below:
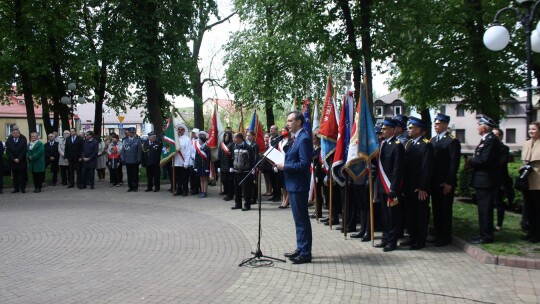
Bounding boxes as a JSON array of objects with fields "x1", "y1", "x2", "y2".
[
  {"x1": 430, "y1": 113, "x2": 461, "y2": 247},
  {"x1": 468, "y1": 115, "x2": 501, "y2": 244},
  {"x1": 393, "y1": 114, "x2": 409, "y2": 145},
  {"x1": 401, "y1": 117, "x2": 433, "y2": 250},
  {"x1": 121, "y1": 127, "x2": 142, "y2": 192},
  {"x1": 143, "y1": 132, "x2": 162, "y2": 192},
  {"x1": 375, "y1": 117, "x2": 404, "y2": 252}
]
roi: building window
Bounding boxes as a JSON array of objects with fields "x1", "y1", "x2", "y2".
[
  {"x1": 456, "y1": 107, "x2": 465, "y2": 117},
  {"x1": 439, "y1": 105, "x2": 446, "y2": 115},
  {"x1": 108, "y1": 128, "x2": 115, "y2": 135},
  {"x1": 506, "y1": 104, "x2": 518, "y2": 115},
  {"x1": 36, "y1": 124, "x2": 43, "y2": 139},
  {"x1": 506, "y1": 128, "x2": 516, "y2": 144},
  {"x1": 455, "y1": 129, "x2": 466, "y2": 144},
  {"x1": 5, "y1": 123, "x2": 15, "y2": 138},
  {"x1": 394, "y1": 106, "x2": 402, "y2": 116},
  {"x1": 375, "y1": 106, "x2": 383, "y2": 117}
]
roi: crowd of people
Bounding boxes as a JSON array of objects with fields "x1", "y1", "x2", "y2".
[{"x1": 1, "y1": 112, "x2": 540, "y2": 255}]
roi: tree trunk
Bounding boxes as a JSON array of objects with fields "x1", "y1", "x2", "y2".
[
  {"x1": 420, "y1": 108, "x2": 432, "y2": 139},
  {"x1": 193, "y1": 70, "x2": 204, "y2": 130},
  {"x1": 337, "y1": 0, "x2": 364, "y2": 109},
  {"x1": 360, "y1": 0, "x2": 374, "y2": 109},
  {"x1": 48, "y1": 35, "x2": 71, "y2": 130},
  {"x1": 42, "y1": 96, "x2": 53, "y2": 135},
  {"x1": 14, "y1": 0, "x2": 36, "y2": 133},
  {"x1": 93, "y1": 60, "x2": 108, "y2": 138},
  {"x1": 264, "y1": 99, "x2": 275, "y2": 130}
]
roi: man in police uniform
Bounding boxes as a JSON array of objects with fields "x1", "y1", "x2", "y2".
[
  {"x1": 121, "y1": 127, "x2": 142, "y2": 192},
  {"x1": 468, "y1": 115, "x2": 501, "y2": 244},
  {"x1": 143, "y1": 132, "x2": 162, "y2": 192},
  {"x1": 375, "y1": 117, "x2": 404, "y2": 252},
  {"x1": 401, "y1": 117, "x2": 433, "y2": 250},
  {"x1": 430, "y1": 113, "x2": 461, "y2": 247}
]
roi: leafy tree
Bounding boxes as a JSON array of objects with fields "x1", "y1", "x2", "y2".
[{"x1": 373, "y1": 0, "x2": 521, "y2": 121}]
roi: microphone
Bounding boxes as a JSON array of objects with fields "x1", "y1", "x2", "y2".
[{"x1": 272, "y1": 134, "x2": 284, "y2": 142}]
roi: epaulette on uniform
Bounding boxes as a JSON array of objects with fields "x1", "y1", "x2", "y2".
[
  {"x1": 447, "y1": 134, "x2": 455, "y2": 139},
  {"x1": 423, "y1": 138, "x2": 430, "y2": 143},
  {"x1": 395, "y1": 140, "x2": 401, "y2": 144}
]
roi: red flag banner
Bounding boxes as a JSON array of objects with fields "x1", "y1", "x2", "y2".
[{"x1": 317, "y1": 73, "x2": 338, "y2": 142}]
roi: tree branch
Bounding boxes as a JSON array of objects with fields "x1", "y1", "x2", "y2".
[{"x1": 204, "y1": 11, "x2": 236, "y2": 31}]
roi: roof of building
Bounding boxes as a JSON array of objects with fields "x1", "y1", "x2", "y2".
[
  {"x1": 76, "y1": 103, "x2": 144, "y2": 124},
  {"x1": 374, "y1": 91, "x2": 405, "y2": 105},
  {"x1": 204, "y1": 98, "x2": 236, "y2": 113},
  {"x1": 0, "y1": 95, "x2": 44, "y2": 118}
]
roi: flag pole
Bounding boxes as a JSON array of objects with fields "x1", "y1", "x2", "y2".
[
  {"x1": 172, "y1": 164, "x2": 176, "y2": 196},
  {"x1": 314, "y1": 172, "x2": 319, "y2": 221},
  {"x1": 369, "y1": 166, "x2": 375, "y2": 246},
  {"x1": 329, "y1": 173, "x2": 333, "y2": 230},
  {"x1": 344, "y1": 174, "x2": 349, "y2": 239}
]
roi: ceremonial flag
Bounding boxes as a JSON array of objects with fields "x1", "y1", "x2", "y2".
[
  {"x1": 238, "y1": 113, "x2": 245, "y2": 135},
  {"x1": 207, "y1": 104, "x2": 224, "y2": 160},
  {"x1": 318, "y1": 73, "x2": 339, "y2": 172},
  {"x1": 302, "y1": 99, "x2": 312, "y2": 137},
  {"x1": 160, "y1": 111, "x2": 177, "y2": 167},
  {"x1": 312, "y1": 97, "x2": 320, "y2": 133},
  {"x1": 331, "y1": 92, "x2": 354, "y2": 186},
  {"x1": 249, "y1": 110, "x2": 266, "y2": 153},
  {"x1": 345, "y1": 81, "x2": 379, "y2": 179}
]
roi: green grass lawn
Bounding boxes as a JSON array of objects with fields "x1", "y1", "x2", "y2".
[{"x1": 453, "y1": 201, "x2": 540, "y2": 258}]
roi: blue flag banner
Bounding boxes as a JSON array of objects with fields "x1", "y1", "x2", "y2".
[
  {"x1": 302, "y1": 100, "x2": 312, "y2": 137},
  {"x1": 346, "y1": 82, "x2": 379, "y2": 179}
]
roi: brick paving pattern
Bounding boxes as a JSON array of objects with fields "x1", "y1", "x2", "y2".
[{"x1": 1, "y1": 182, "x2": 539, "y2": 303}]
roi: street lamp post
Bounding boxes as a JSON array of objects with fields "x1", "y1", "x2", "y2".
[
  {"x1": 484, "y1": 0, "x2": 540, "y2": 129},
  {"x1": 60, "y1": 83, "x2": 86, "y2": 129}
]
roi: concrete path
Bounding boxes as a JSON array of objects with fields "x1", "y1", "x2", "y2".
[{"x1": 1, "y1": 182, "x2": 539, "y2": 303}]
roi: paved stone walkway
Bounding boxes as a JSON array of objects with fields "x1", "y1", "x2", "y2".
[{"x1": 1, "y1": 182, "x2": 539, "y2": 303}]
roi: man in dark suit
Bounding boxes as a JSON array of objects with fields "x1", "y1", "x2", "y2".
[
  {"x1": 430, "y1": 113, "x2": 461, "y2": 247},
  {"x1": 5, "y1": 128, "x2": 28, "y2": 193},
  {"x1": 143, "y1": 132, "x2": 162, "y2": 192},
  {"x1": 0, "y1": 139, "x2": 5, "y2": 194},
  {"x1": 401, "y1": 117, "x2": 433, "y2": 250},
  {"x1": 44, "y1": 133, "x2": 60, "y2": 186},
  {"x1": 276, "y1": 111, "x2": 313, "y2": 264},
  {"x1": 81, "y1": 131, "x2": 99, "y2": 189},
  {"x1": 375, "y1": 117, "x2": 405, "y2": 252},
  {"x1": 468, "y1": 115, "x2": 501, "y2": 244},
  {"x1": 492, "y1": 128, "x2": 514, "y2": 231},
  {"x1": 65, "y1": 128, "x2": 84, "y2": 188}
]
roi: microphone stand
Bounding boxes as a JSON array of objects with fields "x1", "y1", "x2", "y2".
[{"x1": 239, "y1": 139, "x2": 286, "y2": 267}]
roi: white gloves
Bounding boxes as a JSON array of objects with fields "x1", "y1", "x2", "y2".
[
  {"x1": 229, "y1": 168, "x2": 234, "y2": 173},
  {"x1": 205, "y1": 170, "x2": 209, "y2": 173},
  {"x1": 217, "y1": 168, "x2": 221, "y2": 173},
  {"x1": 194, "y1": 169, "x2": 198, "y2": 172},
  {"x1": 184, "y1": 163, "x2": 189, "y2": 168}
]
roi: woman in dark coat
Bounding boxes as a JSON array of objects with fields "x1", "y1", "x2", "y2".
[{"x1": 194, "y1": 131, "x2": 211, "y2": 198}]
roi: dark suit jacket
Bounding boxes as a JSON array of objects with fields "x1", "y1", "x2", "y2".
[
  {"x1": 284, "y1": 129, "x2": 313, "y2": 192},
  {"x1": 0, "y1": 140, "x2": 4, "y2": 168},
  {"x1": 65, "y1": 136, "x2": 84, "y2": 162},
  {"x1": 5, "y1": 136, "x2": 27, "y2": 169},
  {"x1": 44, "y1": 141, "x2": 60, "y2": 164},
  {"x1": 143, "y1": 140, "x2": 163, "y2": 167},
  {"x1": 404, "y1": 136, "x2": 433, "y2": 192},
  {"x1": 376, "y1": 136, "x2": 404, "y2": 195},
  {"x1": 430, "y1": 132, "x2": 461, "y2": 188},
  {"x1": 82, "y1": 139, "x2": 99, "y2": 169},
  {"x1": 469, "y1": 132, "x2": 501, "y2": 189}
]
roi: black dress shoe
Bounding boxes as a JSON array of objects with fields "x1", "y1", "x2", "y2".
[
  {"x1": 290, "y1": 255, "x2": 312, "y2": 264},
  {"x1": 133, "y1": 189, "x2": 138, "y2": 192},
  {"x1": 361, "y1": 235, "x2": 372, "y2": 242},
  {"x1": 12, "y1": 189, "x2": 20, "y2": 193},
  {"x1": 324, "y1": 220, "x2": 339, "y2": 226},
  {"x1": 241, "y1": 207, "x2": 250, "y2": 211},
  {"x1": 33, "y1": 189, "x2": 38, "y2": 193},
  {"x1": 182, "y1": 193, "x2": 188, "y2": 196},
  {"x1": 145, "y1": 189, "x2": 152, "y2": 192},
  {"x1": 434, "y1": 241, "x2": 450, "y2": 247},
  {"x1": 153, "y1": 189, "x2": 160, "y2": 192},
  {"x1": 470, "y1": 238, "x2": 493, "y2": 245},
  {"x1": 383, "y1": 244, "x2": 397, "y2": 252},
  {"x1": 320, "y1": 217, "x2": 330, "y2": 223},
  {"x1": 20, "y1": 189, "x2": 26, "y2": 193},
  {"x1": 127, "y1": 189, "x2": 133, "y2": 192},
  {"x1": 223, "y1": 196, "x2": 233, "y2": 201},
  {"x1": 374, "y1": 242, "x2": 388, "y2": 248},
  {"x1": 67, "y1": 185, "x2": 74, "y2": 188},
  {"x1": 231, "y1": 206, "x2": 242, "y2": 210},
  {"x1": 90, "y1": 186, "x2": 94, "y2": 189},
  {"x1": 410, "y1": 243, "x2": 425, "y2": 250},
  {"x1": 309, "y1": 213, "x2": 317, "y2": 219},
  {"x1": 350, "y1": 232, "x2": 364, "y2": 239},
  {"x1": 284, "y1": 250, "x2": 300, "y2": 258},
  {"x1": 399, "y1": 239, "x2": 413, "y2": 246}
]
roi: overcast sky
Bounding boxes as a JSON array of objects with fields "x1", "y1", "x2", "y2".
[{"x1": 173, "y1": 0, "x2": 390, "y2": 107}]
